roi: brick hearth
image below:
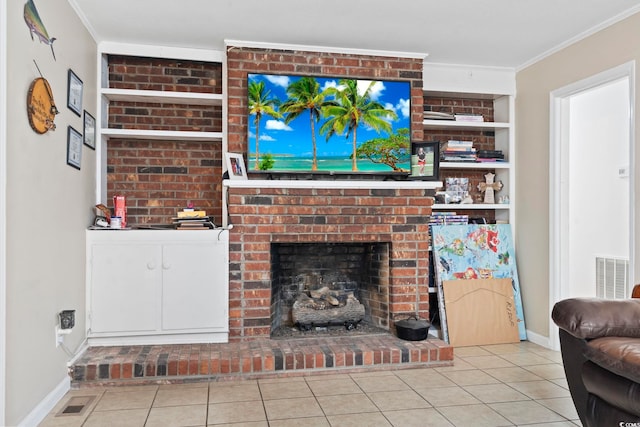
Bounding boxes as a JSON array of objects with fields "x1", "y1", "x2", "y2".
[{"x1": 70, "y1": 334, "x2": 453, "y2": 386}]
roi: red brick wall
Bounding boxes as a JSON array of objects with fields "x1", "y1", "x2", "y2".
[
  {"x1": 106, "y1": 56, "x2": 223, "y2": 226},
  {"x1": 227, "y1": 186, "x2": 433, "y2": 341},
  {"x1": 226, "y1": 46, "x2": 425, "y2": 156},
  {"x1": 106, "y1": 140, "x2": 221, "y2": 225}
]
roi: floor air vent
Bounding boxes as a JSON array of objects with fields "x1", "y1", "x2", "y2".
[
  {"x1": 56, "y1": 395, "x2": 95, "y2": 417},
  {"x1": 596, "y1": 256, "x2": 629, "y2": 299}
]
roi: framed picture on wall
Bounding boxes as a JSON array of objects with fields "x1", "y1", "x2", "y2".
[
  {"x1": 225, "y1": 152, "x2": 247, "y2": 180},
  {"x1": 409, "y1": 141, "x2": 440, "y2": 180},
  {"x1": 67, "y1": 126, "x2": 82, "y2": 170},
  {"x1": 83, "y1": 110, "x2": 96, "y2": 149},
  {"x1": 67, "y1": 69, "x2": 83, "y2": 116}
]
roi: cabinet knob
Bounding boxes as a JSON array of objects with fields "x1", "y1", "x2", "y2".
[
  {"x1": 163, "y1": 262, "x2": 171, "y2": 270},
  {"x1": 147, "y1": 262, "x2": 156, "y2": 270}
]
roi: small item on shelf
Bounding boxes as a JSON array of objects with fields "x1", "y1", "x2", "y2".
[
  {"x1": 477, "y1": 172, "x2": 503, "y2": 204},
  {"x1": 444, "y1": 177, "x2": 469, "y2": 204},
  {"x1": 113, "y1": 195, "x2": 127, "y2": 228},
  {"x1": 110, "y1": 216, "x2": 122, "y2": 229}
]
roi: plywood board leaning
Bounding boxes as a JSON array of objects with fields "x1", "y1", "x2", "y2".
[{"x1": 443, "y1": 278, "x2": 519, "y2": 347}]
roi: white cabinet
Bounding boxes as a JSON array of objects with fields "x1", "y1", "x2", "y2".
[
  {"x1": 86, "y1": 229, "x2": 229, "y2": 345},
  {"x1": 424, "y1": 91, "x2": 515, "y2": 225}
]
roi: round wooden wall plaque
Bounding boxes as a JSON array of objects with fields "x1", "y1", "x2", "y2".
[{"x1": 27, "y1": 77, "x2": 58, "y2": 134}]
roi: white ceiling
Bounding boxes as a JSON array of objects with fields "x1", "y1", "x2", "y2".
[{"x1": 71, "y1": 0, "x2": 640, "y2": 69}]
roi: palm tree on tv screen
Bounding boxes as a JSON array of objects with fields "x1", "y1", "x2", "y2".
[
  {"x1": 280, "y1": 77, "x2": 336, "y2": 171},
  {"x1": 248, "y1": 80, "x2": 282, "y2": 170},
  {"x1": 356, "y1": 127, "x2": 410, "y2": 172},
  {"x1": 320, "y1": 79, "x2": 397, "y2": 171}
]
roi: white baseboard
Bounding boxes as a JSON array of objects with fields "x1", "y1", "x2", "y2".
[
  {"x1": 17, "y1": 376, "x2": 69, "y2": 427},
  {"x1": 525, "y1": 329, "x2": 556, "y2": 350}
]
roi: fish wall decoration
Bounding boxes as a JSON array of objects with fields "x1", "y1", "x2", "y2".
[{"x1": 24, "y1": 0, "x2": 56, "y2": 60}]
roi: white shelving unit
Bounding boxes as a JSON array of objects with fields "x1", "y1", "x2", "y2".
[
  {"x1": 424, "y1": 91, "x2": 515, "y2": 226},
  {"x1": 95, "y1": 42, "x2": 226, "y2": 203},
  {"x1": 101, "y1": 88, "x2": 223, "y2": 106}
]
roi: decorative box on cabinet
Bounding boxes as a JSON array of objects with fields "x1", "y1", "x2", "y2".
[{"x1": 86, "y1": 229, "x2": 229, "y2": 346}]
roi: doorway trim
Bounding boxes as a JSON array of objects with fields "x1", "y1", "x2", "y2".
[{"x1": 549, "y1": 61, "x2": 636, "y2": 350}]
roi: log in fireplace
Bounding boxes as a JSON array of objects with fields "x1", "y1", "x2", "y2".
[{"x1": 271, "y1": 242, "x2": 389, "y2": 334}]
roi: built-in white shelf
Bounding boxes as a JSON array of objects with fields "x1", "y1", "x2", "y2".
[
  {"x1": 440, "y1": 162, "x2": 510, "y2": 170},
  {"x1": 101, "y1": 88, "x2": 222, "y2": 106},
  {"x1": 423, "y1": 119, "x2": 510, "y2": 131},
  {"x1": 432, "y1": 203, "x2": 510, "y2": 210},
  {"x1": 101, "y1": 128, "x2": 222, "y2": 142}
]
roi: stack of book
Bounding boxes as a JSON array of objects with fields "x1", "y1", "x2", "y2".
[
  {"x1": 442, "y1": 140, "x2": 477, "y2": 162},
  {"x1": 429, "y1": 212, "x2": 469, "y2": 226},
  {"x1": 173, "y1": 209, "x2": 215, "y2": 230},
  {"x1": 476, "y1": 150, "x2": 505, "y2": 162}
]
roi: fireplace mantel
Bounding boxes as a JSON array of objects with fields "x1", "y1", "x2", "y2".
[{"x1": 223, "y1": 179, "x2": 442, "y2": 190}]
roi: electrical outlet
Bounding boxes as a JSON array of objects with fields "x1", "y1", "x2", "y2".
[{"x1": 55, "y1": 326, "x2": 71, "y2": 347}]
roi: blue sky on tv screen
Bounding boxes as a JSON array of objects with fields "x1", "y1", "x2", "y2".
[{"x1": 248, "y1": 74, "x2": 411, "y2": 158}]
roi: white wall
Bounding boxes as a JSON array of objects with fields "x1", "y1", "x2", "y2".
[
  {"x1": 568, "y1": 78, "x2": 630, "y2": 297},
  {"x1": 5, "y1": 0, "x2": 96, "y2": 424},
  {"x1": 0, "y1": 0, "x2": 7, "y2": 423}
]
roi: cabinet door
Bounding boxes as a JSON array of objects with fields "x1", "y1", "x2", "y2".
[
  {"x1": 90, "y1": 244, "x2": 161, "y2": 333},
  {"x1": 161, "y1": 240, "x2": 228, "y2": 331}
]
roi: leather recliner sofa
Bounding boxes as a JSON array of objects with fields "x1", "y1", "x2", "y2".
[{"x1": 552, "y1": 298, "x2": 640, "y2": 427}]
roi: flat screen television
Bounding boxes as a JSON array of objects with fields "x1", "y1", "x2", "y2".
[{"x1": 247, "y1": 73, "x2": 411, "y2": 175}]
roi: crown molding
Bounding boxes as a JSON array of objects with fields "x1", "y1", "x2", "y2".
[{"x1": 225, "y1": 39, "x2": 428, "y2": 60}]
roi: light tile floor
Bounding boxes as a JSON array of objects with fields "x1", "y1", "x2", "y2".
[{"x1": 39, "y1": 341, "x2": 581, "y2": 427}]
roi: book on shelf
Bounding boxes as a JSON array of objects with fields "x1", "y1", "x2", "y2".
[
  {"x1": 476, "y1": 158, "x2": 507, "y2": 163},
  {"x1": 443, "y1": 156, "x2": 478, "y2": 162},
  {"x1": 443, "y1": 146, "x2": 476, "y2": 153},
  {"x1": 177, "y1": 210, "x2": 207, "y2": 218},
  {"x1": 447, "y1": 140, "x2": 474, "y2": 147},
  {"x1": 424, "y1": 111, "x2": 455, "y2": 120},
  {"x1": 476, "y1": 150, "x2": 504, "y2": 159},
  {"x1": 429, "y1": 211, "x2": 469, "y2": 225},
  {"x1": 454, "y1": 114, "x2": 484, "y2": 122}
]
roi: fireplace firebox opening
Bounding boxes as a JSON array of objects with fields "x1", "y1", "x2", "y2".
[{"x1": 270, "y1": 242, "x2": 390, "y2": 336}]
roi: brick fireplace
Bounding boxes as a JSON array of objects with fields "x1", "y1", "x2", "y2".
[
  {"x1": 226, "y1": 181, "x2": 435, "y2": 341},
  {"x1": 224, "y1": 43, "x2": 434, "y2": 342}
]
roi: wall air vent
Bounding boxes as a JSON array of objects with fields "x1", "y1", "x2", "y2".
[{"x1": 596, "y1": 256, "x2": 629, "y2": 299}]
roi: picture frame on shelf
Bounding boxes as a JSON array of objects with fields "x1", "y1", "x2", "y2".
[
  {"x1": 66, "y1": 126, "x2": 82, "y2": 170},
  {"x1": 409, "y1": 141, "x2": 439, "y2": 180},
  {"x1": 67, "y1": 69, "x2": 83, "y2": 116},
  {"x1": 83, "y1": 110, "x2": 96, "y2": 149},
  {"x1": 225, "y1": 152, "x2": 247, "y2": 180}
]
